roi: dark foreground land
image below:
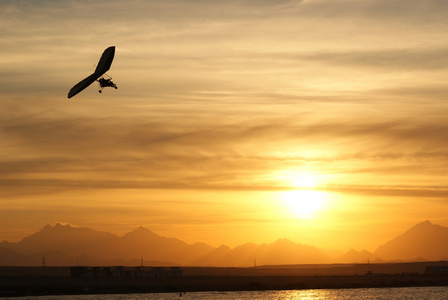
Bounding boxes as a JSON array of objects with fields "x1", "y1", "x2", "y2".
[{"x1": 1, "y1": 262, "x2": 448, "y2": 297}]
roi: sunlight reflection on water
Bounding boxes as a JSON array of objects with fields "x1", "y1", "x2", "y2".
[{"x1": 10, "y1": 287, "x2": 448, "y2": 300}]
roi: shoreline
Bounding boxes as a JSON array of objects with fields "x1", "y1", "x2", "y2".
[
  {"x1": 2, "y1": 274, "x2": 448, "y2": 297},
  {"x1": 1, "y1": 264, "x2": 448, "y2": 297}
]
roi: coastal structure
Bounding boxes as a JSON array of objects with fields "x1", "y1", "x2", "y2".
[
  {"x1": 425, "y1": 265, "x2": 448, "y2": 275},
  {"x1": 70, "y1": 266, "x2": 183, "y2": 278}
]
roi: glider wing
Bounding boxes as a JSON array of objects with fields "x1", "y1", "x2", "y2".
[
  {"x1": 94, "y1": 46, "x2": 115, "y2": 76},
  {"x1": 67, "y1": 73, "x2": 98, "y2": 99},
  {"x1": 67, "y1": 46, "x2": 116, "y2": 99}
]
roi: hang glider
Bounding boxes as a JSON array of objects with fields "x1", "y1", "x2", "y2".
[{"x1": 68, "y1": 46, "x2": 117, "y2": 99}]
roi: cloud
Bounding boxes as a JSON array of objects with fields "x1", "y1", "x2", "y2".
[
  {"x1": 327, "y1": 184, "x2": 448, "y2": 199},
  {"x1": 1, "y1": 99, "x2": 448, "y2": 198},
  {"x1": 2, "y1": 0, "x2": 448, "y2": 100},
  {"x1": 272, "y1": 47, "x2": 448, "y2": 72},
  {"x1": 290, "y1": 0, "x2": 448, "y2": 22}
]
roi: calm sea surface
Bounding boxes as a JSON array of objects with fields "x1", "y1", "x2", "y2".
[{"x1": 8, "y1": 287, "x2": 448, "y2": 300}]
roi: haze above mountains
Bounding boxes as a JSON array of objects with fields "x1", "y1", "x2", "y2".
[{"x1": 1, "y1": 220, "x2": 447, "y2": 267}]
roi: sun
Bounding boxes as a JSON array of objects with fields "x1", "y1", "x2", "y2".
[
  {"x1": 282, "y1": 190, "x2": 327, "y2": 219},
  {"x1": 271, "y1": 170, "x2": 330, "y2": 218}
]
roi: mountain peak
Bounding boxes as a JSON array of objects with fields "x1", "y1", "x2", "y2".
[
  {"x1": 406, "y1": 220, "x2": 446, "y2": 236},
  {"x1": 272, "y1": 238, "x2": 295, "y2": 246},
  {"x1": 42, "y1": 224, "x2": 53, "y2": 231},
  {"x1": 374, "y1": 220, "x2": 448, "y2": 261},
  {"x1": 54, "y1": 223, "x2": 73, "y2": 228},
  {"x1": 123, "y1": 226, "x2": 158, "y2": 239},
  {"x1": 135, "y1": 226, "x2": 148, "y2": 231},
  {"x1": 415, "y1": 220, "x2": 432, "y2": 228},
  {"x1": 217, "y1": 244, "x2": 231, "y2": 251},
  {"x1": 339, "y1": 248, "x2": 377, "y2": 263},
  {"x1": 41, "y1": 223, "x2": 74, "y2": 232}
]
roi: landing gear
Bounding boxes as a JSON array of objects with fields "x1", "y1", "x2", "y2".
[{"x1": 97, "y1": 74, "x2": 117, "y2": 94}]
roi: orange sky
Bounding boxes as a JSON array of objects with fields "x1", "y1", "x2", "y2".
[{"x1": 1, "y1": 0, "x2": 448, "y2": 252}]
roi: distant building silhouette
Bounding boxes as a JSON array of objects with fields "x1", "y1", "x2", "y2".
[
  {"x1": 426, "y1": 265, "x2": 448, "y2": 275},
  {"x1": 71, "y1": 266, "x2": 183, "y2": 278}
]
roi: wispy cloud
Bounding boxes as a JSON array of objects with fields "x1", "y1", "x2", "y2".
[{"x1": 2, "y1": 107, "x2": 448, "y2": 196}]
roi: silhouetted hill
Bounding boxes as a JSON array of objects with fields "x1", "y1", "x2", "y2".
[
  {"x1": 194, "y1": 239, "x2": 330, "y2": 266},
  {"x1": 4, "y1": 221, "x2": 448, "y2": 266},
  {"x1": 0, "y1": 248, "x2": 29, "y2": 265},
  {"x1": 338, "y1": 249, "x2": 381, "y2": 263},
  {"x1": 0, "y1": 224, "x2": 331, "y2": 266},
  {"x1": 0, "y1": 223, "x2": 214, "y2": 266},
  {"x1": 194, "y1": 244, "x2": 233, "y2": 266},
  {"x1": 0, "y1": 223, "x2": 118, "y2": 258},
  {"x1": 0, "y1": 247, "x2": 91, "y2": 266},
  {"x1": 256, "y1": 238, "x2": 330, "y2": 265},
  {"x1": 374, "y1": 220, "x2": 448, "y2": 261},
  {"x1": 116, "y1": 226, "x2": 214, "y2": 264}
]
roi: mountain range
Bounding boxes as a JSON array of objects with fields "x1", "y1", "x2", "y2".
[{"x1": 1, "y1": 220, "x2": 447, "y2": 266}]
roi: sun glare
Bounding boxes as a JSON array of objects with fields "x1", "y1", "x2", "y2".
[
  {"x1": 273, "y1": 170, "x2": 325, "y2": 189},
  {"x1": 282, "y1": 190, "x2": 327, "y2": 219},
  {"x1": 290, "y1": 175, "x2": 319, "y2": 188},
  {"x1": 271, "y1": 170, "x2": 330, "y2": 218}
]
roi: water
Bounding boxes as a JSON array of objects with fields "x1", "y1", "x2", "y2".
[{"x1": 8, "y1": 287, "x2": 448, "y2": 300}]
